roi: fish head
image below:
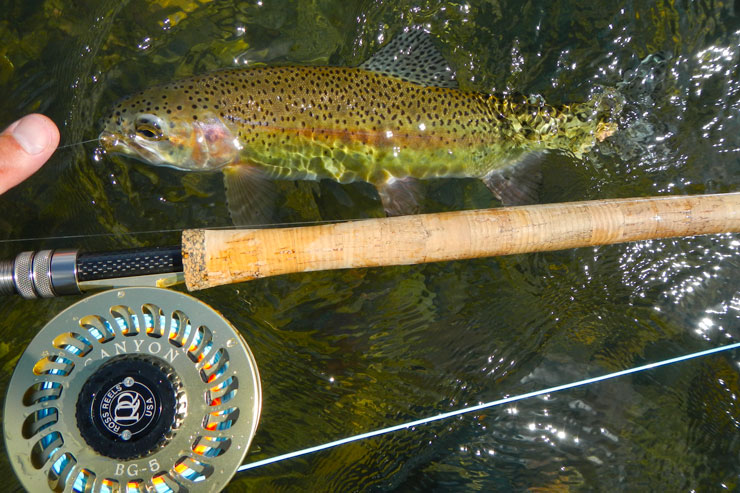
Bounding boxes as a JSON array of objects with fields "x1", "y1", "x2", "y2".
[{"x1": 99, "y1": 85, "x2": 239, "y2": 171}]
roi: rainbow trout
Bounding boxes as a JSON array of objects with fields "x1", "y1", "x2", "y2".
[{"x1": 100, "y1": 30, "x2": 619, "y2": 224}]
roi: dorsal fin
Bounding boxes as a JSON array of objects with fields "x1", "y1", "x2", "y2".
[{"x1": 359, "y1": 28, "x2": 458, "y2": 88}]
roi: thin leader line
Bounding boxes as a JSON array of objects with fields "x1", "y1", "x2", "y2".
[
  {"x1": 237, "y1": 341, "x2": 740, "y2": 472},
  {"x1": 57, "y1": 138, "x2": 101, "y2": 150},
  {"x1": 0, "y1": 217, "x2": 355, "y2": 244}
]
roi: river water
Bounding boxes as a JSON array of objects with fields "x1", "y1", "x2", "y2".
[{"x1": 0, "y1": 0, "x2": 738, "y2": 490}]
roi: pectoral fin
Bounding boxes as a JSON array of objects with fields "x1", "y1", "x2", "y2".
[
  {"x1": 377, "y1": 177, "x2": 424, "y2": 216},
  {"x1": 223, "y1": 165, "x2": 278, "y2": 225},
  {"x1": 482, "y1": 153, "x2": 543, "y2": 206}
]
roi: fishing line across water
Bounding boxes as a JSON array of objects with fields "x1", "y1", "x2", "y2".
[
  {"x1": 236, "y1": 341, "x2": 740, "y2": 473},
  {"x1": 0, "y1": 216, "x2": 354, "y2": 244}
]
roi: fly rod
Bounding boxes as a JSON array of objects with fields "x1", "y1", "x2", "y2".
[{"x1": 2, "y1": 192, "x2": 739, "y2": 298}]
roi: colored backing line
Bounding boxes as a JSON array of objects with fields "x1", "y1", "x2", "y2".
[{"x1": 237, "y1": 341, "x2": 740, "y2": 472}]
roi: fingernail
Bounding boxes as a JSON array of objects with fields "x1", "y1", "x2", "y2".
[{"x1": 12, "y1": 115, "x2": 51, "y2": 155}]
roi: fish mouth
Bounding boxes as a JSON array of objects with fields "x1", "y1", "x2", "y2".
[
  {"x1": 99, "y1": 131, "x2": 124, "y2": 151},
  {"x1": 98, "y1": 131, "x2": 162, "y2": 165}
]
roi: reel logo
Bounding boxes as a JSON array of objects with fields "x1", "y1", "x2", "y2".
[
  {"x1": 97, "y1": 377, "x2": 157, "y2": 440},
  {"x1": 113, "y1": 391, "x2": 143, "y2": 424}
]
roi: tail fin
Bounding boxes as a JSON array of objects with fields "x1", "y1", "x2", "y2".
[
  {"x1": 601, "y1": 52, "x2": 671, "y2": 161},
  {"x1": 617, "y1": 52, "x2": 671, "y2": 105},
  {"x1": 566, "y1": 52, "x2": 670, "y2": 152},
  {"x1": 557, "y1": 87, "x2": 624, "y2": 159}
]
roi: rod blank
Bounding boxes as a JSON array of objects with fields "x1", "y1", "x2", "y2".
[{"x1": 182, "y1": 192, "x2": 740, "y2": 291}]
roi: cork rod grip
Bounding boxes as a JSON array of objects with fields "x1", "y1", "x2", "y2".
[{"x1": 182, "y1": 193, "x2": 740, "y2": 291}]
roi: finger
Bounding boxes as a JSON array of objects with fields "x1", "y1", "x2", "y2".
[{"x1": 0, "y1": 114, "x2": 61, "y2": 194}]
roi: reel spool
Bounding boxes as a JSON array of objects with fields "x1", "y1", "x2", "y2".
[{"x1": 4, "y1": 287, "x2": 261, "y2": 492}]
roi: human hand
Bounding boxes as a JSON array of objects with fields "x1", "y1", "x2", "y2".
[{"x1": 0, "y1": 114, "x2": 60, "y2": 194}]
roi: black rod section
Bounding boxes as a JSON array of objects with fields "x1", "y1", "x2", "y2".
[
  {"x1": 0, "y1": 246, "x2": 182, "y2": 298},
  {"x1": 77, "y1": 246, "x2": 183, "y2": 282}
]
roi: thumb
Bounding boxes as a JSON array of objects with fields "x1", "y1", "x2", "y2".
[{"x1": 0, "y1": 114, "x2": 60, "y2": 194}]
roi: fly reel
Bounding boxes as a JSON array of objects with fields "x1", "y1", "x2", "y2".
[{"x1": 4, "y1": 287, "x2": 261, "y2": 492}]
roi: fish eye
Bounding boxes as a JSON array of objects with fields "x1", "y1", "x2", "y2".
[
  {"x1": 136, "y1": 125, "x2": 161, "y2": 139},
  {"x1": 134, "y1": 115, "x2": 166, "y2": 141}
]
